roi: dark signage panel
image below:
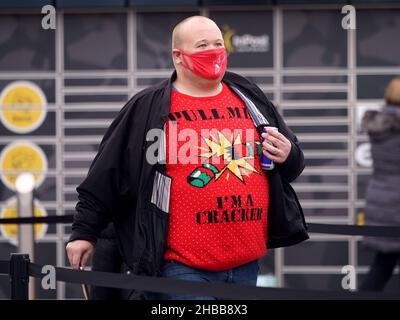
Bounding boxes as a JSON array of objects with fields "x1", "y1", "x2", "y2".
[{"x1": 210, "y1": 10, "x2": 273, "y2": 68}]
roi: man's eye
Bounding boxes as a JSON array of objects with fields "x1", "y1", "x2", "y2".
[
  {"x1": 198, "y1": 44, "x2": 207, "y2": 48},
  {"x1": 216, "y1": 43, "x2": 223, "y2": 47}
]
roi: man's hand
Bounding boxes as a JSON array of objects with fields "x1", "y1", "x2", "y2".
[
  {"x1": 66, "y1": 240, "x2": 95, "y2": 269},
  {"x1": 261, "y1": 129, "x2": 292, "y2": 164}
]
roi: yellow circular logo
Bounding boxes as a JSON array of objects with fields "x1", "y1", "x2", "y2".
[
  {"x1": 0, "y1": 141, "x2": 48, "y2": 191},
  {"x1": 0, "y1": 81, "x2": 47, "y2": 133},
  {"x1": 223, "y1": 25, "x2": 236, "y2": 55},
  {"x1": 0, "y1": 197, "x2": 48, "y2": 246},
  {"x1": 357, "y1": 211, "x2": 365, "y2": 226}
]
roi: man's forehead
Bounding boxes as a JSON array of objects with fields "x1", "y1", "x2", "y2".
[
  {"x1": 172, "y1": 16, "x2": 223, "y2": 49},
  {"x1": 180, "y1": 21, "x2": 223, "y2": 44},
  {"x1": 178, "y1": 16, "x2": 217, "y2": 31}
]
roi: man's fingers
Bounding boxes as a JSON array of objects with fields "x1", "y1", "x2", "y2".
[
  {"x1": 262, "y1": 132, "x2": 286, "y2": 147},
  {"x1": 66, "y1": 240, "x2": 95, "y2": 269},
  {"x1": 266, "y1": 128, "x2": 286, "y2": 141},
  {"x1": 66, "y1": 248, "x2": 73, "y2": 267},
  {"x1": 261, "y1": 130, "x2": 292, "y2": 164},
  {"x1": 263, "y1": 141, "x2": 281, "y2": 156},
  {"x1": 71, "y1": 252, "x2": 82, "y2": 269},
  {"x1": 266, "y1": 134, "x2": 284, "y2": 148},
  {"x1": 66, "y1": 246, "x2": 77, "y2": 268},
  {"x1": 80, "y1": 249, "x2": 92, "y2": 269},
  {"x1": 66, "y1": 245, "x2": 83, "y2": 269},
  {"x1": 262, "y1": 150, "x2": 283, "y2": 163},
  {"x1": 262, "y1": 136, "x2": 284, "y2": 153}
]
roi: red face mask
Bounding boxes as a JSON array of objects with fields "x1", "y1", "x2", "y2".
[{"x1": 178, "y1": 48, "x2": 227, "y2": 80}]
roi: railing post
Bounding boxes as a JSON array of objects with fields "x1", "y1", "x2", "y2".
[
  {"x1": 16, "y1": 173, "x2": 36, "y2": 299},
  {"x1": 16, "y1": 173, "x2": 35, "y2": 260},
  {"x1": 10, "y1": 253, "x2": 30, "y2": 300}
]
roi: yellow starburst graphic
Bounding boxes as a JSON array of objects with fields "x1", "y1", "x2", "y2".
[{"x1": 199, "y1": 131, "x2": 259, "y2": 183}]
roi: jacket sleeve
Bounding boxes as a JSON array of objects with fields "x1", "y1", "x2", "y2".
[
  {"x1": 69, "y1": 99, "x2": 135, "y2": 243},
  {"x1": 253, "y1": 86, "x2": 305, "y2": 182}
]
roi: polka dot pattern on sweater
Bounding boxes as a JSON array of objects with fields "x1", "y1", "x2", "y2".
[{"x1": 164, "y1": 82, "x2": 270, "y2": 272}]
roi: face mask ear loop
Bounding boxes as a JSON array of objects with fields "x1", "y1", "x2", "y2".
[{"x1": 177, "y1": 49, "x2": 192, "y2": 70}]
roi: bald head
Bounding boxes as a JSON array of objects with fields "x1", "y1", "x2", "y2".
[
  {"x1": 172, "y1": 16, "x2": 222, "y2": 50},
  {"x1": 171, "y1": 16, "x2": 226, "y2": 83}
]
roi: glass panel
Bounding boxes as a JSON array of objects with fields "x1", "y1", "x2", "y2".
[
  {"x1": 295, "y1": 173, "x2": 348, "y2": 183},
  {"x1": 65, "y1": 111, "x2": 118, "y2": 120},
  {"x1": 284, "y1": 241, "x2": 348, "y2": 266},
  {"x1": 0, "y1": 15, "x2": 55, "y2": 71},
  {"x1": 244, "y1": 76, "x2": 273, "y2": 85},
  {"x1": 285, "y1": 274, "x2": 344, "y2": 290},
  {"x1": 300, "y1": 141, "x2": 348, "y2": 151},
  {"x1": 65, "y1": 95, "x2": 128, "y2": 103},
  {"x1": 284, "y1": 241, "x2": 349, "y2": 266},
  {"x1": 35, "y1": 177, "x2": 57, "y2": 202},
  {"x1": 64, "y1": 143, "x2": 99, "y2": 153},
  {"x1": 357, "y1": 9, "x2": 400, "y2": 67},
  {"x1": 357, "y1": 75, "x2": 398, "y2": 100},
  {"x1": 283, "y1": 75, "x2": 347, "y2": 84},
  {"x1": 303, "y1": 207, "x2": 348, "y2": 217},
  {"x1": 137, "y1": 77, "x2": 169, "y2": 86},
  {"x1": 297, "y1": 191, "x2": 348, "y2": 201},
  {"x1": 65, "y1": 78, "x2": 128, "y2": 87},
  {"x1": 284, "y1": 108, "x2": 348, "y2": 118},
  {"x1": 290, "y1": 125, "x2": 349, "y2": 134},
  {"x1": 65, "y1": 127, "x2": 106, "y2": 136},
  {"x1": 136, "y1": 12, "x2": 197, "y2": 70},
  {"x1": 283, "y1": 10, "x2": 347, "y2": 67},
  {"x1": 64, "y1": 14, "x2": 127, "y2": 70},
  {"x1": 283, "y1": 92, "x2": 347, "y2": 100}
]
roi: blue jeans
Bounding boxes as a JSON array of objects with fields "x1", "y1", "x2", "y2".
[{"x1": 144, "y1": 259, "x2": 259, "y2": 300}]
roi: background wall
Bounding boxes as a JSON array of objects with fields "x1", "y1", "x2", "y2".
[{"x1": 0, "y1": 1, "x2": 399, "y2": 298}]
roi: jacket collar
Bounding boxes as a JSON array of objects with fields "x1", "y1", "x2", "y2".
[{"x1": 163, "y1": 70, "x2": 272, "y2": 128}]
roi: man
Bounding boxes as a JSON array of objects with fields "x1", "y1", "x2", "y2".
[{"x1": 66, "y1": 16, "x2": 308, "y2": 300}]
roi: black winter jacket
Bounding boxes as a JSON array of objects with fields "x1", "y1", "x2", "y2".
[{"x1": 69, "y1": 71, "x2": 309, "y2": 276}]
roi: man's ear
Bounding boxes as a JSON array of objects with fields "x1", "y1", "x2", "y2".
[{"x1": 172, "y1": 49, "x2": 182, "y2": 64}]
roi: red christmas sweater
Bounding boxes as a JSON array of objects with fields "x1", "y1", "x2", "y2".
[{"x1": 164, "y1": 82, "x2": 270, "y2": 271}]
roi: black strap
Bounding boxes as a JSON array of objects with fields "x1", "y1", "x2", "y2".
[
  {"x1": 28, "y1": 262, "x2": 400, "y2": 300},
  {"x1": 308, "y1": 223, "x2": 400, "y2": 237},
  {"x1": 0, "y1": 215, "x2": 74, "y2": 224}
]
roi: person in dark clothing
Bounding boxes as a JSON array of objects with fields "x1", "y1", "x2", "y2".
[
  {"x1": 360, "y1": 77, "x2": 400, "y2": 291},
  {"x1": 66, "y1": 16, "x2": 308, "y2": 299},
  {"x1": 90, "y1": 223, "x2": 124, "y2": 299},
  {"x1": 90, "y1": 224, "x2": 139, "y2": 300}
]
